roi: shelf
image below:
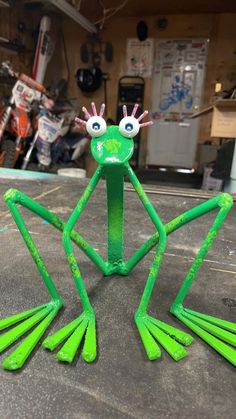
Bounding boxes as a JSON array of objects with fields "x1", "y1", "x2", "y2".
[{"x1": 0, "y1": 41, "x2": 32, "y2": 54}]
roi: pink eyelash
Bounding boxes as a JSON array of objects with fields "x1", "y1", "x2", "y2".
[
  {"x1": 123, "y1": 103, "x2": 153, "y2": 127},
  {"x1": 75, "y1": 102, "x2": 153, "y2": 128},
  {"x1": 123, "y1": 105, "x2": 128, "y2": 117},
  {"x1": 75, "y1": 102, "x2": 106, "y2": 127}
]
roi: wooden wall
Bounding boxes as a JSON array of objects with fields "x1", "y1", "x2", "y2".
[
  {"x1": 0, "y1": 6, "x2": 38, "y2": 74},
  {"x1": 0, "y1": 6, "x2": 61, "y2": 88},
  {"x1": 49, "y1": 12, "x2": 236, "y2": 166},
  {"x1": 2, "y1": 7, "x2": 236, "y2": 167}
]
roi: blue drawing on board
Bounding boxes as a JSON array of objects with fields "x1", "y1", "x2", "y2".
[{"x1": 159, "y1": 75, "x2": 193, "y2": 111}]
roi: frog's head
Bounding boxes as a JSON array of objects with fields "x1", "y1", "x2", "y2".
[{"x1": 75, "y1": 102, "x2": 153, "y2": 166}]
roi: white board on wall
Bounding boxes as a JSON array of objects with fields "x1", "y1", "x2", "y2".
[{"x1": 126, "y1": 38, "x2": 154, "y2": 78}]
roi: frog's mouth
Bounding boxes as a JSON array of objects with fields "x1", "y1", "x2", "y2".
[{"x1": 91, "y1": 137, "x2": 134, "y2": 165}]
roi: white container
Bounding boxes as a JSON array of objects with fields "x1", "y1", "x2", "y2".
[
  {"x1": 57, "y1": 168, "x2": 86, "y2": 178},
  {"x1": 202, "y1": 167, "x2": 223, "y2": 191}
]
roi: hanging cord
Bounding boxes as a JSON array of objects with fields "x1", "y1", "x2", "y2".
[
  {"x1": 70, "y1": 0, "x2": 82, "y2": 11},
  {"x1": 95, "y1": 0, "x2": 129, "y2": 29},
  {"x1": 66, "y1": 1, "x2": 128, "y2": 29}
]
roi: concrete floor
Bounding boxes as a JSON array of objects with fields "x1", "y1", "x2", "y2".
[{"x1": 0, "y1": 174, "x2": 235, "y2": 419}]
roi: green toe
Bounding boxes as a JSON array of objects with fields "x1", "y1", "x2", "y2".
[
  {"x1": 174, "y1": 308, "x2": 236, "y2": 367},
  {"x1": 0, "y1": 306, "x2": 51, "y2": 354},
  {"x1": 82, "y1": 319, "x2": 97, "y2": 363},
  {"x1": 184, "y1": 308, "x2": 236, "y2": 333},
  {"x1": 148, "y1": 316, "x2": 193, "y2": 346},
  {"x1": 145, "y1": 319, "x2": 188, "y2": 361},
  {"x1": 57, "y1": 319, "x2": 88, "y2": 363},
  {"x1": 136, "y1": 319, "x2": 162, "y2": 360},
  {"x1": 43, "y1": 315, "x2": 84, "y2": 351},
  {"x1": 136, "y1": 314, "x2": 191, "y2": 362},
  {"x1": 1, "y1": 304, "x2": 61, "y2": 370},
  {"x1": 0, "y1": 304, "x2": 47, "y2": 332},
  {"x1": 43, "y1": 312, "x2": 97, "y2": 365}
]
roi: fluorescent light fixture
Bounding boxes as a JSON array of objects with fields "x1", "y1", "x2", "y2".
[
  {"x1": 176, "y1": 168, "x2": 195, "y2": 174},
  {"x1": 0, "y1": 0, "x2": 10, "y2": 7},
  {"x1": 47, "y1": 0, "x2": 97, "y2": 33}
]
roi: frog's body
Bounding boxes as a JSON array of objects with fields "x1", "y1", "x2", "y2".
[{"x1": 0, "y1": 102, "x2": 235, "y2": 370}]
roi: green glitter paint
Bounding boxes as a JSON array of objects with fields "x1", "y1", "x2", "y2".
[
  {"x1": 103, "y1": 139, "x2": 121, "y2": 154},
  {"x1": 0, "y1": 103, "x2": 235, "y2": 370}
]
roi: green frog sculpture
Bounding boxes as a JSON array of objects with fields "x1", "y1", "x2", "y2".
[{"x1": 0, "y1": 102, "x2": 235, "y2": 370}]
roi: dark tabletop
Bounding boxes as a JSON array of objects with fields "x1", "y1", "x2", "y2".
[{"x1": 0, "y1": 175, "x2": 235, "y2": 419}]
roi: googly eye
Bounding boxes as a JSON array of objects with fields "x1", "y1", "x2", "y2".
[
  {"x1": 119, "y1": 116, "x2": 140, "y2": 138},
  {"x1": 86, "y1": 116, "x2": 107, "y2": 137}
]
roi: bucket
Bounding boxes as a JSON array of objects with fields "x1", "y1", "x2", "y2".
[{"x1": 57, "y1": 168, "x2": 86, "y2": 178}]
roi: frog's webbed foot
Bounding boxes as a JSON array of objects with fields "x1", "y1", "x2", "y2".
[
  {"x1": 171, "y1": 306, "x2": 236, "y2": 366},
  {"x1": 43, "y1": 310, "x2": 96, "y2": 364},
  {"x1": 135, "y1": 311, "x2": 193, "y2": 361},
  {"x1": 0, "y1": 300, "x2": 62, "y2": 370}
]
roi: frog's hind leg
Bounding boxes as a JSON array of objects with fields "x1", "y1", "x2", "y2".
[
  {"x1": 169, "y1": 193, "x2": 236, "y2": 367},
  {"x1": 134, "y1": 250, "x2": 193, "y2": 362},
  {"x1": 126, "y1": 165, "x2": 193, "y2": 362},
  {"x1": 43, "y1": 167, "x2": 103, "y2": 365},
  {"x1": 0, "y1": 188, "x2": 63, "y2": 370}
]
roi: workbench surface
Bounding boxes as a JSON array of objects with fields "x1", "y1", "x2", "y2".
[{"x1": 0, "y1": 175, "x2": 235, "y2": 419}]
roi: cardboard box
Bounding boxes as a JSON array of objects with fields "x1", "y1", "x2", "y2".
[{"x1": 211, "y1": 100, "x2": 236, "y2": 138}]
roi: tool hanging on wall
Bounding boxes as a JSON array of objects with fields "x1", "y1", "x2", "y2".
[
  {"x1": 76, "y1": 67, "x2": 103, "y2": 93},
  {"x1": 136, "y1": 21, "x2": 148, "y2": 41},
  {"x1": 76, "y1": 33, "x2": 112, "y2": 113},
  {"x1": 0, "y1": 36, "x2": 31, "y2": 55},
  {"x1": 80, "y1": 34, "x2": 113, "y2": 66}
]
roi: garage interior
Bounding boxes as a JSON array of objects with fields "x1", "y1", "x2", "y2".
[{"x1": 0, "y1": 1, "x2": 235, "y2": 418}]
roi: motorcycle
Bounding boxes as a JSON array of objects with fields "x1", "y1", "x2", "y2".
[
  {"x1": 21, "y1": 105, "x2": 64, "y2": 170},
  {"x1": 21, "y1": 99, "x2": 86, "y2": 171},
  {"x1": 0, "y1": 61, "x2": 47, "y2": 167}
]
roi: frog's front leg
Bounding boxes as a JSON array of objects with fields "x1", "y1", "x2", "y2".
[
  {"x1": 126, "y1": 165, "x2": 193, "y2": 361},
  {"x1": 43, "y1": 233, "x2": 96, "y2": 363},
  {"x1": 169, "y1": 193, "x2": 236, "y2": 367},
  {"x1": 0, "y1": 188, "x2": 63, "y2": 370},
  {"x1": 43, "y1": 166, "x2": 103, "y2": 363},
  {"x1": 134, "y1": 247, "x2": 193, "y2": 361}
]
